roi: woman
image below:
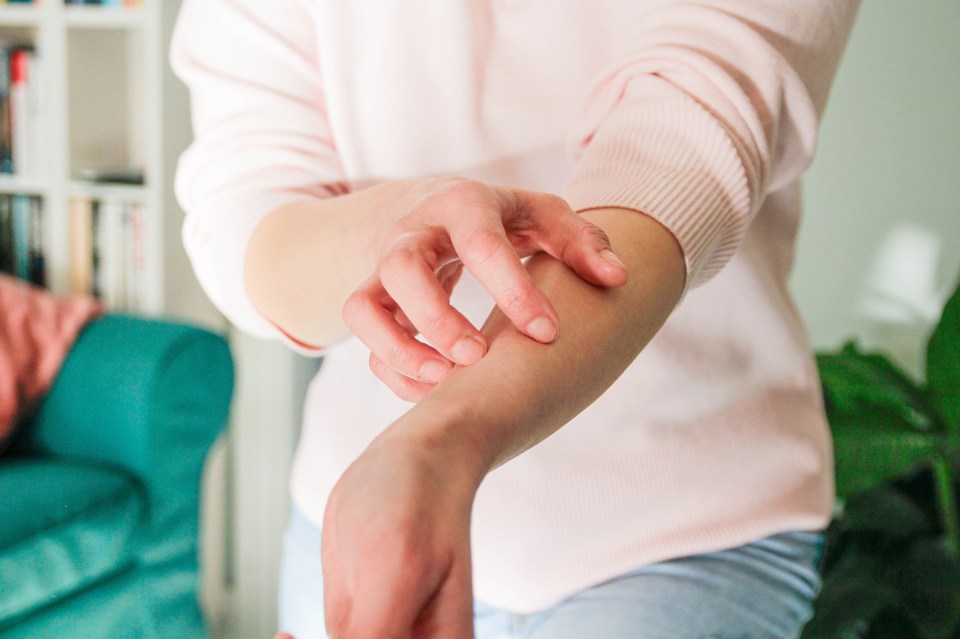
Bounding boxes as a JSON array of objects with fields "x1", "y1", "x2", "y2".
[{"x1": 172, "y1": 1, "x2": 860, "y2": 637}]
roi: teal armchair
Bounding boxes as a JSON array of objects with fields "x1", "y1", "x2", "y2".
[{"x1": 0, "y1": 315, "x2": 233, "y2": 639}]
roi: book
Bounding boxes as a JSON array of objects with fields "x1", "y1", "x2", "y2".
[
  {"x1": 10, "y1": 48, "x2": 29, "y2": 177},
  {"x1": 124, "y1": 201, "x2": 146, "y2": 310},
  {"x1": 0, "y1": 44, "x2": 12, "y2": 175},
  {"x1": 69, "y1": 196, "x2": 93, "y2": 295},
  {"x1": 27, "y1": 195, "x2": 43, "y2": 286},
  {"x1": 69, "y1": 194, "x2": 148, "y2": 309},
  {"x1": 96, "y1": 197, "x2": 124, "y2": 307},
  {"x1": 9, "y1": 47, "x2": 40, "y2": 178},
  {"x1": 11, "y1": 192, "x2": 29, "y2": 279},
  {"x1": 0, "y1": 195, "x2": 12, "y2": 274}
]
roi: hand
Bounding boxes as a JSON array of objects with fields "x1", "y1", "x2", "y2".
[
  {"x1": 320, "y1": 428, "x2": 480, "y2": 639},
  {"x1": 342, "y1": 178, "x2": 627, "y2": 401}
]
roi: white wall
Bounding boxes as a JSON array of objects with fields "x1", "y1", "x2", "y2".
[{"x1": 793, "y1": 0, "x2": 960, "y2": 372}]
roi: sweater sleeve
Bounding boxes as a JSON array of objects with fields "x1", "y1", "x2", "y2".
[
  {"x1": 564, "y1": 0, "x2": 860, "y2": 290},
  {"x1": 171, "y1": 0, "x2": 345, "y2": 338}
]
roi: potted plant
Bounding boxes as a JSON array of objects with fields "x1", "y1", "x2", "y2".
[{"x1": 802, "y1": 276, "x2": 959, "y2": 638}]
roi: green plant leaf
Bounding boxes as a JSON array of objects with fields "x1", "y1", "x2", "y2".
[
  {"x1": 927, "y1": 278, "x2": 960, "y2": 443},
  {"x1": 802, "y1": 548, "x2": 894, "y2": 639},
  {"x1": 890, "y1": 535, "x2": 960, "y2": 639},
  {"x1": 866, "y1": 608, "x2": 921, "y2": 639},
  {"x1": 843, "y1": 486, "x2": 932, "y2": 539},
  {"x1": 818, "y1": 344, "x2": 934, "y2": 433},
  {"x1": 832, "y1": 412, "x2": 940, "y2": 499}
]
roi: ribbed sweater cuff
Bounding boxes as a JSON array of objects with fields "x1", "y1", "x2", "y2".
[{"x1": 564, "y1": 80, "x2": 752, "y2": 291}]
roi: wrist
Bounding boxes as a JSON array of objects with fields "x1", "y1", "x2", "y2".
[{"x1": 378, "y1": 398, "x2": 493, "y2": 496}]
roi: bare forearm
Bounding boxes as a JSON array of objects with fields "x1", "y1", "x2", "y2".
[
  {"x1": 244, "y1": 180, "x2": 421, "y2": 345},
  {"x1": 386, "y1": 208, "x2": 686, "y2": 487}
]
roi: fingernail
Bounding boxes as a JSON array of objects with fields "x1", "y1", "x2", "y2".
[
  {"x1": 451, "y1": 336, "x2": 485, "y2": 365},
  {"x1": 419, "y1": 358, "x2": 451, "y2": 384},
  {"x1": 525, "y1": 316, "x2": 558, "y2": 342},
  {"x1": 600, "y1": 249, "x2": 626, "y2": 270}
]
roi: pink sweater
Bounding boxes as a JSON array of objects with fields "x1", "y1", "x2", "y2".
[{"x1": 172, "y1": 0, "x2": 859, "y2": 612}]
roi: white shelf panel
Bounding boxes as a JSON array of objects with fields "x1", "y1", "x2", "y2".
[
  {"x1": 0, "y1": 175, "x2": 50, "y2": 195},
  {"x1": 64, "y1": 5, "x2": 146, "y2": 30},
  {"x1": 69, "y1": 180, "x2": 148, "y2": 202},
  {"x1": 0, "y1": 5, "x2": 43, "y2": 27}
]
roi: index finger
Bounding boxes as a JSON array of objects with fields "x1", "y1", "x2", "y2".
[{"x1": 451, "y1": 222, "x2": 559, "y2": 343}]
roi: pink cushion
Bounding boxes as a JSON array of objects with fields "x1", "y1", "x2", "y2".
[{"x1": 0, "y1": 275, "x2": 102, "y2": 452}]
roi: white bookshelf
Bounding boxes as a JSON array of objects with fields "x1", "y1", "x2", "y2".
[
  {"x1": 0, "y1": 0, "x2": 216, "y2": 321},
  {"x1": 1, "y1": 5, "x2": 309, "y2": 639}
]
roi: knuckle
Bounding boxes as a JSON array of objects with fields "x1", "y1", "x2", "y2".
[
  {"x1": 418, "y1": 307, "x2": 451, "y2": 336},
  {"x1": 461, "y1": 227, "x2": 506, "y2": 267},
  {"x1": 542, "y1": 192, "x2": 570, "y2": 212},
  {"x1": 382, "y1": 343, "x2": 413, "y2": 371},
  {"x1": 379, "y1": 245, "x2": 418, "y2": 278},
  {"x1": 439, "y1": 177, "x2": 486, "y2": 202},
  {"x1": 499, "y1": 287, "x2": 535, "y2": 317},
  {"x1": 580, "y1": 222, "x2": 612, "y2": 249}
]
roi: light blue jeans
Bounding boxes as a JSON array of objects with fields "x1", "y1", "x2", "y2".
[{"x1": 278, "y1": 507, "x2": 824, "y2": 639}]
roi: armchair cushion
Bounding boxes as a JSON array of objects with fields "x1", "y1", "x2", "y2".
[{"x1": 0, "y1": 458, "x2": 145, "y2": 630}]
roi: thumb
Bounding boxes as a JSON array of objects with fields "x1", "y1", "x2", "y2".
[
  {"x1": 411, "y1": 558, "x2": 475, "y2": 638},
  {"x1": 514, "y1": 190, "x2": 628, "y2": 288}
]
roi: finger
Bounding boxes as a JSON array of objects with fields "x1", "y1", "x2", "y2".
[
  {"x1": 369, "y1": 353, "x2": 435, "y2": 402},
  {"x1": 449, "y1": 222, "x2": 560, "y2": 343},
  {"x1": 343, "y1": 281, "x2": 454, "y2": 385},
  {"x1": 438, "y1": 260, "x2": 464, "y2": 297},
  {"x1": 378, "y1": 246, "x2": 487, "y2": 366},
  {"x1": 513, "y1": 190, "x2": 628, "y2": 287}
]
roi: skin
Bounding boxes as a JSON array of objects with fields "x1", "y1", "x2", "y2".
[
  {"x1": 246, "y1": 177, "x2": 629, "y2": 395},
  {"x1": 254, "y1": 181, "x2": 686, "y2": 638}
]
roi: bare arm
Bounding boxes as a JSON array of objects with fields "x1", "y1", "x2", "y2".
[
  {"x1": 245, "y1": 178, "x2": 628, "y2": 391},
  {"x1": 319, "y1": 207, "x2": 685, "y2": 638},
  {"x1": 393, "y1": 206, "x2": 683, "y2": 477}
]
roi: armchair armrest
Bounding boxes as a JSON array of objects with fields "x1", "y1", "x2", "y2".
[{"x1": 26, "y1": 314, "x2": 233, "y2": 563}]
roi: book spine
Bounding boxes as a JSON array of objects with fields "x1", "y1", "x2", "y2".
[
  {"x1": 10, "y1": 49, "x2": 29, "y2": 177},
  {"x1": 0, "y1": 194, "x2": 12, "y2": 274},
  {"x1": 0, "y1": 45, "x2": 12, "y2": 175},
  {"x1": 126, "y1": 202, "x2": 146, "y2": 311},
  {"x1": 97, "y1": 197, "x2": 125, "y2": 308},
  {"x1": 90, "y1": 198, "x2": 101, "y2": 299},
  {"x1": 26, "y1": 50, "x2": 43, "y2": 179},
  {"x1": 11, "y1": 193, "x2": 29, "y2": 279},
  {"x1": 69, "y1": 197, "x2": 93, "y2": 295},
  {"x1": 27, "y1": 195, "x2": 44, "y2": 286}
]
